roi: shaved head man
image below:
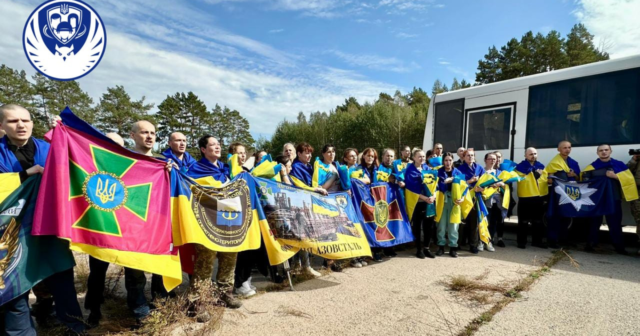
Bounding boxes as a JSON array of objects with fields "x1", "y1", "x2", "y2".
[
  {"x1": 130, "y1": 120, "x2": 156, "y2": 156},
  {"x1": 105, "y1": 132, "x2": 125, "y2": 147},
  {"x1": 0, "y1": 104, "x2": 33, "y2": 146},
  {"x1": 545, "y1": 141, "x2": 581, "y2": 248},
  {"x1": 161, "y1": 131, "x2": 196, "y2": 173},
  {"x1": 514, "y1": 147, "x2": 547, "y2": 249}
]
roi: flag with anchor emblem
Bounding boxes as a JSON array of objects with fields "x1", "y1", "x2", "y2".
[
  {"x1": 350, "y1": 179, "x2": 414, "y2": 247},
  {"x1": 32, "y1": 108, "x2": 182, "y2": 291}
]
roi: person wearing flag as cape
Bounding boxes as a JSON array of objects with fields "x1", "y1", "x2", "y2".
[
  {"x1": 289, "y1": 142, "x2": 329, "y2": 195},
  {"x1": 582, "y1": 144, "x2": 639, "y2": 255},
  {"x1": 405, "y1": 149, "x2": 438, "y2": 259},
  {"x1": 435, "y1": 153, "x2": 464, "y2": 257},
  {"x1": 515, "y1": 147, "x2": 549, "y2": 249},
  {"x1": 162, "y1": 132, "x2": 196, "y2": 173},
  {"x1": 360, "y1": 148, "x2": 380, "y2": 184},
  {"x1": 392, "y1": 145, "x2": 412, "y2": 178},
  {"x1": 545, "y1": 141, "x2": 581, "y2": 248},
  {"x1": 457, "y1": 149, "x2": 485, "y2": 254},
  {"x1": 186, "y1": 135, "x2": 243, "y2": 317},
  {"x1": 0, "y1": 104, "x2": 86, "y2": 335}
]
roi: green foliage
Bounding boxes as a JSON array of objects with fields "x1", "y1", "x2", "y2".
[
  {"x1": 95, "y1": 85, "x2": 154, "y2": 144},
  {"x1": 32, "y1": 73, "x2": 95, "y2": 124},
  {"x1": 476, "y1": 24, "x2": 609, "y2": 84},
  {"x1": 267, "y1": 92, "x2": 428, "y2": 159}
]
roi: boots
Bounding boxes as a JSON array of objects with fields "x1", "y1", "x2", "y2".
[
  {"x1": 450, "y1": 247, "x2": 458, "y2": 258},
  {"x1": 221, "y1": 291, "x2": 242, "y2": 309},
  {"x1": 435, "y1": 246, "x2": 445, "y2": 256}
]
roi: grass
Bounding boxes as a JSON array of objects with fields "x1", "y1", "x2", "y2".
[
  {"x1": 456, "y1": 249, "x2": 573, "y2": 336},
  {"x1": 275, "y1": 305, "x2": 313, "y2": 319}
]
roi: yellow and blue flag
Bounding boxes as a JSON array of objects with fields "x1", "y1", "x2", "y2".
[
  {"x1": 582, "y1": 158, "x2": 638, "y2": 202},
  {"x1": 545, "y1": 154, "x2": 581, "y2": 181},
  {"x1": 311, "y1": 195, "x2": 340, "y2": 217},
  {"x1": 515, "y1": 160, "x2": 548, "y2": 197},
  {"x1": 376, "y1": 165, "x2": 393, "y2": 182},
  {"x1": 312, "y1": 158, "x2": 333, "y2": 187}
]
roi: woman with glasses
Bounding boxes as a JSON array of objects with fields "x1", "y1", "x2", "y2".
[
  {"x1": 436, "y1": 152, "x2": 463, "y2": 257},
  {"x1": 480, "y1": 152, "x2": 506, "y2": 252}
]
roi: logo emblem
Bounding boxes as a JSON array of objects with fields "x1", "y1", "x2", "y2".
[
  {"x1": 23, "y1": 0, "x2": 107, "y2": 81},
  {"x1": 84, "y1": 172, "x2": 127, "y2": 212},
  {"x1": 554, "y1": 181, "x2": 596, "y2": 211},
  {"x1": 335, "y1": 195, "x2": 348, "y2": 209}
]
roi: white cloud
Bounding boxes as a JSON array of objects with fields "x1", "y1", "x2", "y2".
[
  {"x1": 573, "y1": 0, "x2": 640, "y2": 58},
  {"x1": 396, "y1": 32, "x2": 419, "y2": 39},
  {"x1": 433, "y1": 3, "x2": 445, "y2": 8},
  {"x1": 327, "y1": 50, "x2": 418, "y2": 73},
  {"x1": 268, "y1": 29, "x2": 284, "y2": 33},
  {"x1": 438, "y1": 61, "x2": 450, "y2": 65},
  {"x1": 0, "y1": 0, "x2": 401, "y2": 137}
]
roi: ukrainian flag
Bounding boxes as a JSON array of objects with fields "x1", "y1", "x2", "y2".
[
  {"x1": 311, "y1": 195, "x2": 340, "y2": 217},
  {"x1": 404, "y1": 164, "x2": 439, "y2": 221},
  {"x1": 227, "y1": 153, "x2": 244, "y2": 179},
  {"x1": 451, "y1": 173, "x2": 473, "y2": 223},
  {"x1": 312, "y1": 158, "x2": 333, "y2": 188},
  {"x1": 377, "y1": 165, "x2": 393, "y2": 182},
  {"x1": 583, "y1": 158, "x2": 638, "y2": 202},
  {"x1": 477, "y1": 196, "x2": 491, "y2": 244},
  {"x1": 428, "y1": 156, "x2": 443, "y2": 170},
  {"x1": 336, "y1": 162, "x2": 354, "y2": 190},
  {"x1": 251, "y1": 154, "x2": 282, "y2": 180},
  {"x1": 0, "y1": 173, "x2": 20, "y2": 203}
]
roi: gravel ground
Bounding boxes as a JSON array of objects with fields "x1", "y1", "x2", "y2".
[
  {"x1": 218, "y1": 241, "x2": 551, "y2": 336},
  {"x1": 476, "y1": 249, "x2": 640, "y2": 336}
]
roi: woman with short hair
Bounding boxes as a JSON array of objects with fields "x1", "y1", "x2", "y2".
[
  {"x1": 457, "y1": 149, "x2": 485, "y2": 254},
  {"x1": 485, "y1": 152, "x2": 508, "y2": 248},
  {"x1": 289, "y1": 142, "x2": 328, "y2": 195},
  {"x1": 405, "y1": 150, "x2": 437, "y2": 259},
  {"x1": 435, "y1": 153, "x2": 463, "y2": 257}
]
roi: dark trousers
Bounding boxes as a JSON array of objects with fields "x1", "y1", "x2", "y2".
[
  {"x1": 123, "y1": 268, "x2": 167, "y2": 319},
  {"x1": 589, "y1": 200, "x2": 624, "y2": 249},
  {"x1": 234, "y1": 251, "x2": 254, "y2": 288},
  {"x1": 548, "y1": 217, "x2": 571, "y2": 243},
  {"x1": 488, "y1": 203, "x2": 504, "y2": 240},
  {"x1": 517, "y1": 197, "x2": 545, "y2": 246},
  {"x1": 465, "y1": 208, "x2": 480, "y2": 247},
  {"x1": 85, "y1": 256, "x2": 109, "y2": 312},
  {"x1": 45, "y1": 268, "x2": 85, "y2": 333},
  {"x1": 411, "y1": 203, "x2": 436, "y2": 251},
  {"x1": 2, "y1": 293, "x2": 36, "y2": 336}
]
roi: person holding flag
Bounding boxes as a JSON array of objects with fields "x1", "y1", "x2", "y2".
[
  {"x1": 392, "y1": 145, "x2": 412, "y2": 175},
  {"x1": 317, "y1": 144, "x2": 340, "y2": 192},
  {"x1": 360, "y1": 148, "x2": 380, "y2": 184},
  {"x1": 227, "y1": 142, "x2": 250, "y2": 178},
  {"x1": 582, "y1": 144, "x2": 639, "y2": 255},
  {"x1": 405, "y1": 150, "x2": 437, "y2": 259},
  {"x1": 627, "y1": 153, "x2": 640, "y2": 253},
  {"x1": 515, "y1": 147, "x2": 549, "y2": 249},
  {"x1": 378, "y1": 148, "x2": 397, "y2": 184},
  {"x1": 289, "y1": 142, "x2": 328, "y2": 195},
  {"x1": 283, "y1": 142, "x2": 296, "y2": 163},
  {"x1": 186, "y1": 135, "x2": 242, "y2": 317},
  {"x1": 457, "y1": 149, "x2": 485, "y2": 254},
  {"x1": 0, "y1": 104, "x2": 85, "y2": 335},
  {"x1": 545, "y1": 141, "x2": 581, "y2": 248},
  {"x1": 162, "y1": 132, "x2": 196, "y2": 173},
  {"x1": 476, "y1": 153, "x2": 507, "y2": 252},
  {"x1": 435, "y1": 153, "x2": 464, "y2": 257}
]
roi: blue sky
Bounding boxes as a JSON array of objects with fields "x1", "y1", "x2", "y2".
[{"x1": 1, "y1": 0, "x2": 639, "y2": 139}]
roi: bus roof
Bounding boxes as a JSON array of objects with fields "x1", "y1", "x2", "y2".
[{"x1": 433, "y1": 54, "x2": 640, "y2": 103}]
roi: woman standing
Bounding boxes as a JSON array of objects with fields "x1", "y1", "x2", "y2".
[
  {"x1": 360, "y1": 148, "x2": 379, "y2": 184},
  {"x1": 480, "y1": 153, "x2": 506, "y2": 252},
  {"x1": 436, "y1": 153, "x2": 463, "y2": 257},
  {"x1": 457, "y1": 149, "x2": 485, "y2": 254},
  {"x1": 405, "y1": 150, "x2": 437, "y2": 259},
  {"x1": 342, "y1": 148, "x2": 369, "y2": 267},
  {"x1": 283, "y1": 143, "x2": 296, "y2": 162},
  {"x1": 275, "y1": 155, "x2": 293, "y2": 185},
  {"x1": 318, "y1": 144, "x2": 340, "y2": 192}
]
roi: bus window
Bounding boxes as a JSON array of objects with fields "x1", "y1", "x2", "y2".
[
  {"x1": 434, "y1": 99, "x2": 464, "y2": 153},
  {"x1": 466, "y1": 107, "x2": 512, "y2": 150},
  {"x1": 526, "y1": 68, "x2": 640, "y2": 148}
]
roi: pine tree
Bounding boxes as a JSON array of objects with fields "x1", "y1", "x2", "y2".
[
  {"x1": 565, "y1": 23, "x2": 609, "y2": 67},
  {"x1": 95, "y1": 85, "x2": 154, "y2": 142},
  {"x1": 156, "y1": 92, "x2": 208, "y2": 149}
]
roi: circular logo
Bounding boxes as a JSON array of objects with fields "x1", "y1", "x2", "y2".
[
  {"x1": 373, "y1": 200, "x2": 389, "y2": 228},
  {"x1": 23, "y1": 0, "x2": 107, "y2": 81},
  {"x1": 83, "y1": 172, "x2": 127, "y2": 212}
]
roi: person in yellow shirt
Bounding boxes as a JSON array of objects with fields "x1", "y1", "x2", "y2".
[{"x1": 515, "y1": 147, "x2": 548, "y2": 249}]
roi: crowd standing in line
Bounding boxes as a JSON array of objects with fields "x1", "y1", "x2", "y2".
[{"x1": 0, "y1": 103, "x2": 639, "y2": 335}]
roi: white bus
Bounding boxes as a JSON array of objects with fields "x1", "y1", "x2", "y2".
[{"x1": 423, "y1": 55, "x2": 640, "y2": 225}]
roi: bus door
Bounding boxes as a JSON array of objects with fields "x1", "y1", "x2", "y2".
[{"x1": 464, "y1": 104, "x2": 516, "y2": 163}]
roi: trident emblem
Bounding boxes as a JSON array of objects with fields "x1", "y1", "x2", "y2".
[{"x1": 96, "y1": 177, "x2": 117, "y2": 204}]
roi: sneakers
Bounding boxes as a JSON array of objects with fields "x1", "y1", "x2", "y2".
[
  {"x1": 497, "y1": 239, "x2": 506, "y2": 248},
  {"x1": 449, "y1": 247, "x2": 458, "y2": 258},
  {"x1": 234, "y1": 282, "x2": 256, "y2": 297},
  {"x1": 359, "y1": 258, "x2": 368, "y2": 266},
  {"x1": 350, "y1": 259, "x2": 363, "y2": 268},
  {"x1": 477, "y1": 242, "x2": 484, "y2": 252},
  {"x1": 435, "y1": 246, "x2": 445, "y2": 256},
  {"x1": 486, "y1": 242, "x2": 495, "y2": 252},
  {"x1": 424, "y1": 249, "x2": 435, "y2": 259},
  {"x1": 247, "y1": 277, "x2": 256, "y2": 290},
  {"x1": 304, "y1": 266, "x2": 322, "y2": 277},
  {"x1": 221, "y1": 292, "x2": 242, "y2": 309}
]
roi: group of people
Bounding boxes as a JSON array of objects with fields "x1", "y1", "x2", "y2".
[{"x1": 0, "y1": 102, "x2": 639, "y2": 335}]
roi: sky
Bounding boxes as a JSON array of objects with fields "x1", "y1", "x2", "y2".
[{"x1": 1, "y1": 0, "x2": 639, "y2": 140}]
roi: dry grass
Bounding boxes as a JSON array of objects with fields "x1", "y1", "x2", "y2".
[
  {"x1": 457, "y1": 249, "x2": 571, "y2": 336},
  {"x1": 275, "y1": 305, "x2": 312, "y2": 319},
  {"x1": 73, "y1": 254, "x2": 90, "y2": 294}
]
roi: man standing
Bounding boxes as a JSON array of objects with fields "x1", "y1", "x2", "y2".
[
  {"x1": 627, "y1": 152, "x2": 640, "y2": 254},
  {"x1": 454, "y1": 147, "x2": 465, "y2": 168},
  {"x1": 162, "y1": 132, "x2": 196, "y2": 173},
  {"x1": 545, "y1": 141, "x2": 581, "y2": 248},
  {"x1": 186, "y1": 135, "x2": 242, "y2": 322},
  {"x1": 0, "y1": 104, "x2": 86, "y2": 335},
  {"x1": 432, "y1": 143, "x2": 444, "y2": 157},
  {"x1": 515, "y1": 147, "x2": 548, "y2": 249},
  {"x1": 583, "y1": 145, "x2": 638, "y2": 255}
]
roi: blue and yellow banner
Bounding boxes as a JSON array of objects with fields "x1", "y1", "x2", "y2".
[
  {"x1": 254, "y1": 177, "x2": 372, "y2": 263},
  {"x1": 548, "y1": 177, "x2": 616, "y2": 218},
  {"x1": 350, "y1": 180, "x2": 414, "y2": 248}
]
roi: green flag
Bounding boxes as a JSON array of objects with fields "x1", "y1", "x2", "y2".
[{"x1": 0, "y1": 175, "x2": 75, "y2": 306}]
